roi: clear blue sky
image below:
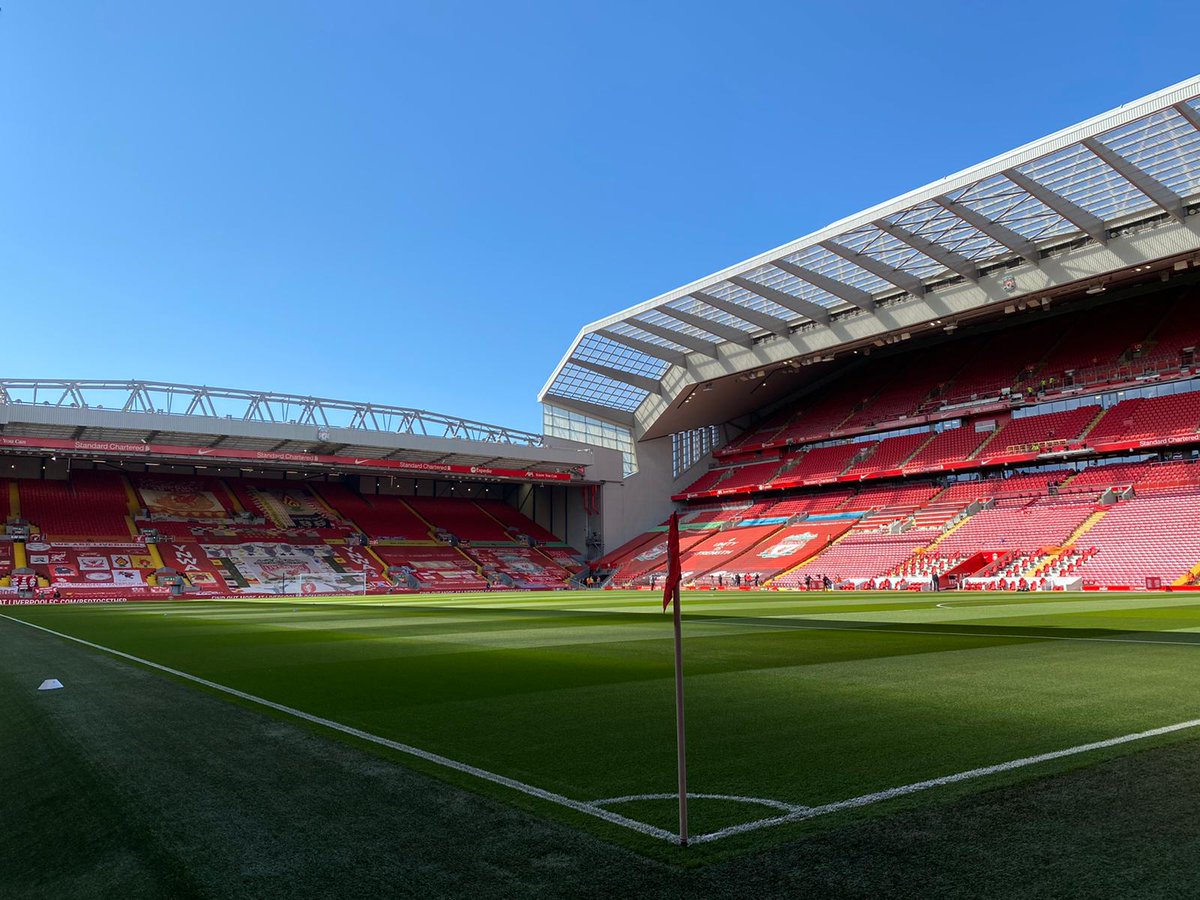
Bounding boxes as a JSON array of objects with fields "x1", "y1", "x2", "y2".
[{"x1": 1, "y1": 2, "x2": 1195, "y2": 432}]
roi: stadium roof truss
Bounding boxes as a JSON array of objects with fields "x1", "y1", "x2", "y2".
[
  {"x1": 0, "y1": 379, "x2": 546, "y2": 446},
  {"x1": 541, "y1": 76, "x2": 1200, "y2": 439},
  {"x1": 0, "y1": 379, "x2": 609, "y2": 479}
]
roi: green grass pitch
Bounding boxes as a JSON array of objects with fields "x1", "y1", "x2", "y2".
[{"x1": 9, "y1": 589, "x2": 1200, "y2": 893}]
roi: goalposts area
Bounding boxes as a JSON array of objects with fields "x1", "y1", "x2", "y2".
[{"x1": 6, "y1": 589, "x2": 1200, "y2": 862}]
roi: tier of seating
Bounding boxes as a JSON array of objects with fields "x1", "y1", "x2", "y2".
[
  {"x1": 903, "y1": 427, "x2": 990, "y2": 472},
  {"x1": 1084, "y1": 391, "x2": 1200, "y2": 446},
  {"x1": 771, "y1": 533, "x2": 933, "y2": 586},
  {"x1": 19, "y1": 473, "x2": 133, "y2": 540},
  {"x1": 607, "y1": 452, "x2": 1200, "y2": 591},
  {"x1": 720, "y1": 290, "x2": 1200, "y2": 458},
  {"x1": 313, "y1": 485, "x2": 431, "y2": 541},
  {"x1": 935, "y1": 499, "x2": 1095, "y2": 555},
  {"x1": 1073, "y1": 494, "x2": 1200, "y2": 587},
  {"x1": 1, "y1": 471, "x2": 571, "y2": 595},
  {"x1": 681, "y1": 392, "x2": 1188, "y2": 500},
  {"x1": 844, "y1": 432, "x2": 930, "y2": 474},
  {"x1": 978, "y1": 405, "x2": 1101, "y2": 457}
]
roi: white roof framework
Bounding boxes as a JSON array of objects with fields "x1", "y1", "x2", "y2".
[{"x1": 541, "y1": 76, "x2": 1200, "y2": 428}]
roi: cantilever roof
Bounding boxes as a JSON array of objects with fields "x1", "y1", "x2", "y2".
[{"x1": 541, "y1": 76, "x2": 1200, "y2": 424}]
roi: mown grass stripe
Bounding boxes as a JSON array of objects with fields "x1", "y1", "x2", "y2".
[{"x1": 0, "y1": 613, "x2": 680, "y2": 844}]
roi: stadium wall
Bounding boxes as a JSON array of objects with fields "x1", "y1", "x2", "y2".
[{"x1": 598, "y1": 435, "x2": 711, "y2": 554}]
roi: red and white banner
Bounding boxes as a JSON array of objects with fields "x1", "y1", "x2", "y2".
[{"x1": 0, "y1": 436, "x2": 574, "y2": 482}]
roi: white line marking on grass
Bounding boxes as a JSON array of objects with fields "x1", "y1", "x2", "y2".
[
  {"x1": 593, "y1": 792, "x2": 809, "y2": 814},
  {"x1": 687, "y1": 716, "x2": 1200, "y2": 844},
  {"x1": 13, "y1": 609, "x2": 1200, "y2": 847},
  {"x1": 709, "y1": 616, "x2": 1200, "y2": 649},
  {"x1": 0, "y1": 614, "x2": 677, "y2": 844}
]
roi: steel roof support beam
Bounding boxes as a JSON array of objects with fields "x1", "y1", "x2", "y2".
[
  {"x1": 727, "y1": 276, "x2": 831, "y2": 324},
  {"x1": 542, "y1": 394, "x2": 637, "y2": 427},
  {"x1": 655, "y1": 307, "x2": 755, "y2": 347},
  {"x1": 872, "y1": 219, "x2": 981, "y2": 282},
  {"x1": 769, "y1": 259, "x2": 875, "y2": 311},
  {"x1": 1002, "y1": 168, "x2": 1109, "y2": 245},
  {"x1": 627, "y1": 319, "x2": 720, "y2": 358},
  {"x1": 1175, "y1": 100, "x2": 1200, "y2": 132},
  {"x1": 568, "y1": 357, "x2": 664, "y2": 395},
  {"x1": 933, "y1": 196, "x2": 1042, "y2": 267},
  {"x1": 817, "y1": 240, "x2": 927, "y2": 297},
  {"x1": 691, "y1": 291, "x2": 792, "y2": 337},
  {"x1": 1081, "y1": 137, "x2": 1186, "y2": 224},
  {"x1": 596, "y1": 329, "x2": 687, "y2": 366}
]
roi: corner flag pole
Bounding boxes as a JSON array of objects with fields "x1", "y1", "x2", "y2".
[
  {"x1": 662, "y1": 511, "x2": 688, "y2": 846},
  {"x1": 671, "y1": 575, "x2": 689, "y2": 846}
]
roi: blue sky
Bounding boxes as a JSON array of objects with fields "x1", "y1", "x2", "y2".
[{"x1": 1, "y1": 2, "x2": 1196, "y2": 432}]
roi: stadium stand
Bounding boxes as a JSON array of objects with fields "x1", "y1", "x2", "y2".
[
  {"x1": 977, "y1": 406, "x2": 1102, "y2": 458},
  {"x1": 903, "y1": 426, "x2": 990, "y2": 472},
  {"x1": 1085, "y1": 391, "x2": 1200, "y2": 446},
  {"x1": 475, "y1": 500, "x2": 561, "y2": 543},
  {"x1": 463, "y1": 546, "x2": 572, "y2": 589},
  {"x1": 0, "y1": 467, "x2": 571, "y2": 597},
  {"x1": 772, "y1": 443, "x2": 861, "y2": 486},
  {"x1": 933, "y1": 499, "x2": 1095, "y2": 556},
  {"x1": 405, "y1": 496, "x2": 521, "y2": 543},
  {"x1": 20, "y1": 473, "x2": 133, "y2": 541},
  {"x1": 845, "y1": 432, "x2": 932, "y2": 475},
  {"x1": 771, "y1": 533, "x2": 933, "y2": 586},
  {"x1": 313, "y1": 486, "x2": 431, "y2": 541},
  {"x1": 1073, "y1": 493, "x2": 1200, "y2": 588}
]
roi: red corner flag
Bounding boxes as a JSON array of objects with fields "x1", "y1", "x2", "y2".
[
  {"x1": 662, "y1": 509, "x2": 689, "y2": 846},
  {"x1": 663, "y1": 511, "x2": 681, "y2": 612}
]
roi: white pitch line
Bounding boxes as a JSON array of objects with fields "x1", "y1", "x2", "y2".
[
  {"x1": 0, "y1": 614, "x2": 676, "y2": 844},
  {"x1": 688, "y1": 715, "x2": 1200, "y2": 844},
  {"x1": 12, "y1": 610, "x2": 1200, "y2": 848},
  {"x1": 592, "y1": 792, "x2": 808, "y2": 814}
]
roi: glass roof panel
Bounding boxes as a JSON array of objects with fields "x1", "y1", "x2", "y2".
[
  {"x1": 948, "y1": 174, "x2": 1077, "y2": 242},
  {"x1": 706, "y1": 281, "x2": 805, "y2": 322},
  {"x1": 573, "y1": 332, "x2": 671, "y2": 379},
  {"x1": 1100, "y1": 108, "x2": 1200, "y2": 200},
  {"x1": 632, "y1": 308, "x2": 722, "y2": 342},
  {"x1": 663, "y1": 297, "x2": 761, "y2": 334},
  {"x1": 606, "y1": 321, "x2": 690, "y2": 351},
  {"x1": 890, "y1": 201, "x2": 1008, "y2": 262},
  {"x1": 834, "y1": 225, "x2": 946, "y2": 278},
  {"x1": 742, "y1": 263, "x2": 849, "y2": 311},
  {"x1": 547, "y1": 363, "x2": 648, "y2": 412},
  {"x1": 779, "y1": 244, "x2": 893, "y2": 295},
  {"x1": 1016, "y1": 143, "x2": 1155, "y2": 221}
]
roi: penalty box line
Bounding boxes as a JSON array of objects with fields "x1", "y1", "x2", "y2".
[{"x1": 0, "y1": 614, "x2": 676, "y2": 844}]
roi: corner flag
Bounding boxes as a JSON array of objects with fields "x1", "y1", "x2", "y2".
[
  {"x1": 661, "y1": 510, "x2": 689, "y2": 846},
  {"x1": 663, "y1": 511, "x2": 681, "y2": 612}
]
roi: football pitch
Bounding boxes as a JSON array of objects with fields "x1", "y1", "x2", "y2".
[{"x1": 9, "y1": 588, "x2": 1200, "y2": 872}]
